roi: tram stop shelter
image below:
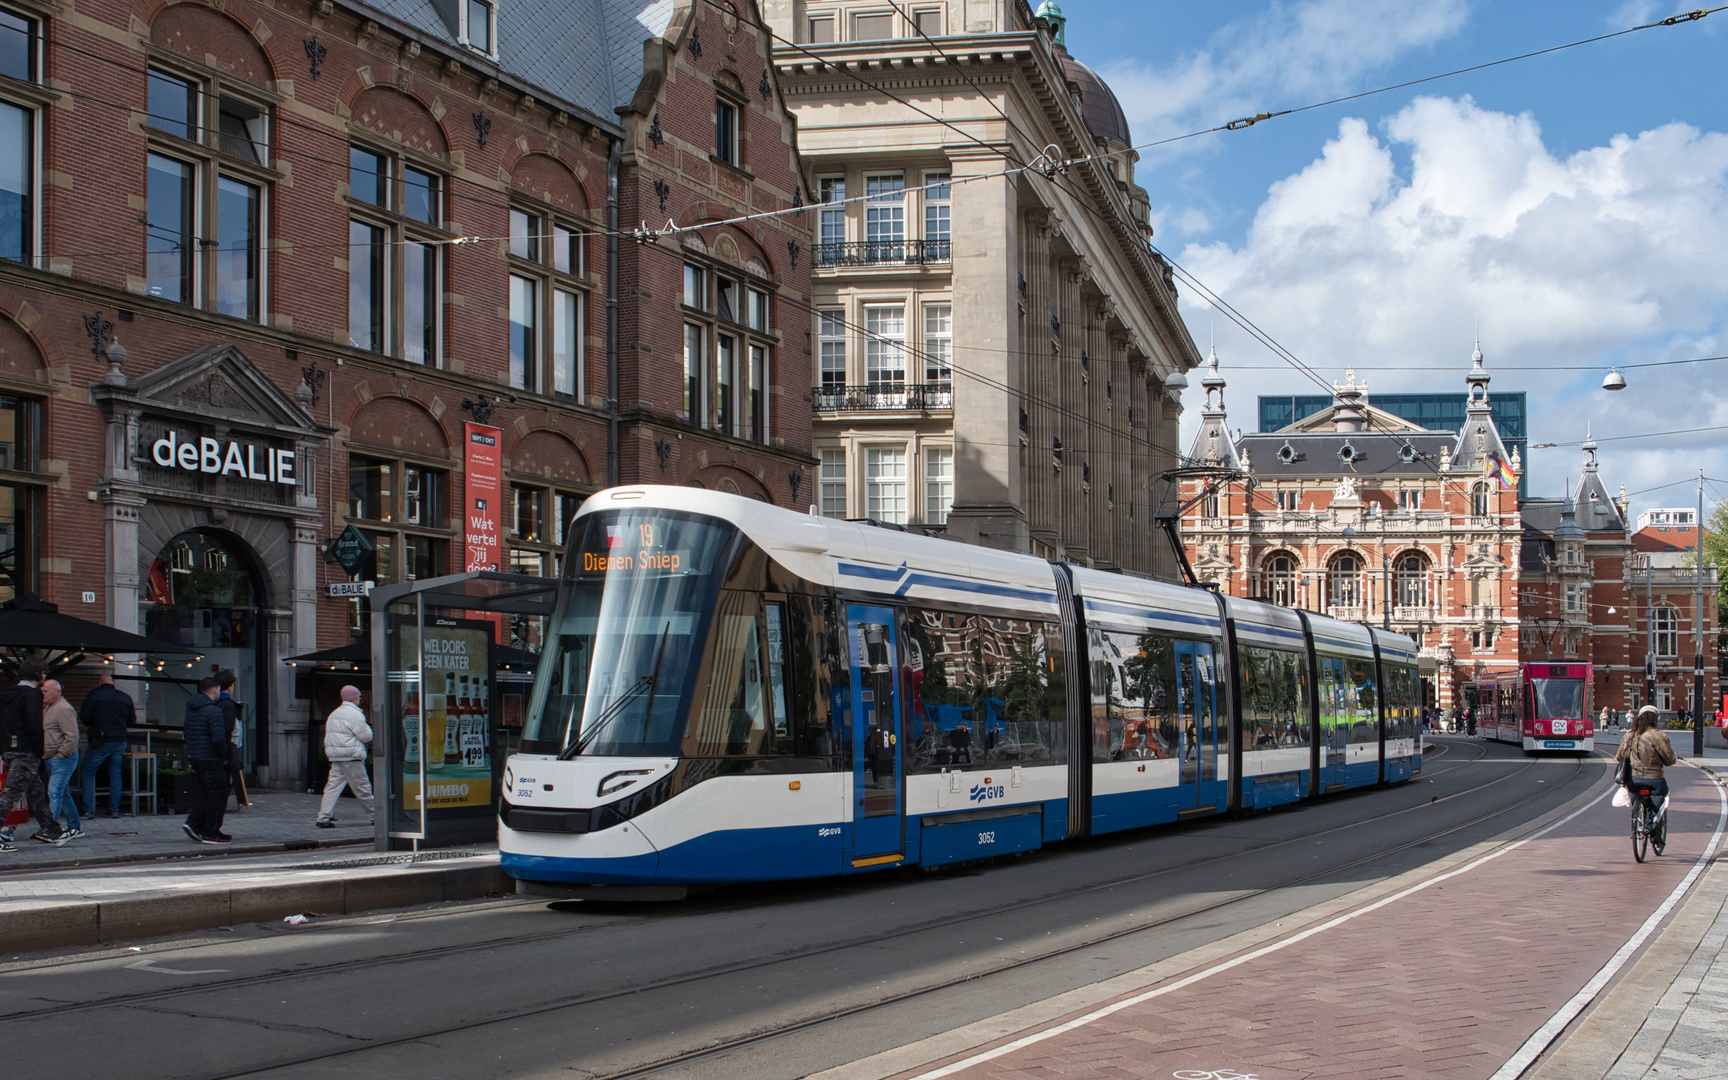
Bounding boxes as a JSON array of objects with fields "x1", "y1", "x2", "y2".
[{"x1": 369, "y1": 571, "x2": 556, "y2": 851}]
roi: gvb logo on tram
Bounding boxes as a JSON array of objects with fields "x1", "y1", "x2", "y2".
[{"x1": 969, "y1": 781, "x2": 1006, "y2": 803}]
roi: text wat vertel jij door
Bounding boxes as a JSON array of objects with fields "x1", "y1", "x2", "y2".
[{"x1": 848, "y1": 604, "x2": 904, "y2": 860}]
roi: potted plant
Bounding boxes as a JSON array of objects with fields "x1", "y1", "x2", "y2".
[{"x1": 157, "y1": 765, "x2": 196, "y2": 814}]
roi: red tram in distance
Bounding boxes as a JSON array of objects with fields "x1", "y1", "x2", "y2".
[{"x1": 1474, "y1": 663, "x2": 1594, "y2": 753}]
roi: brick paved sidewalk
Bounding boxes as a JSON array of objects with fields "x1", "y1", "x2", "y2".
[
  {"x1": 909, "y1": 765, "x2": 1723, "y2": 1080},
  {"x1": 1, "y1": 789, "x2": 371, "y2": 872}
]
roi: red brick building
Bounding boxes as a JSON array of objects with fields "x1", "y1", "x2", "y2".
[
  {"x1": 1177, "y1": 347, "x2": 1718, "y2": 718},
  {"x1": 0, "y1": 0, "x2": 811, "y2": 786}
]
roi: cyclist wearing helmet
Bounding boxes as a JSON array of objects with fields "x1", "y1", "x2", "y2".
[{"x1": 1617, "y1": 704, "x2": 1677, "y2": 809}]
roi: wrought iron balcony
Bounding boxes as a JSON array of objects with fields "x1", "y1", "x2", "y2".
[
  {"x1": 812, "y1": 239, "x2": 952, "y2": 268},
  {"x1": 814, "y1": 381, "x2": 954, "y2": 412}
]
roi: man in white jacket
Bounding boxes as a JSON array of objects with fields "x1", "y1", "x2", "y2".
[{"x1": 316, "y1": 685, "x2": 376, "y2": 828}]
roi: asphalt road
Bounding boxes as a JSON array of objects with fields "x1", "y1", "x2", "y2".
[{"x1": 0, "y1": 738, "x2": 1607, "y2": 1080}]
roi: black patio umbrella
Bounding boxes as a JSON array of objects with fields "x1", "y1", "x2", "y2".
[{"x1": 0, "y1": 593, "x2": 199, "y2": 679}]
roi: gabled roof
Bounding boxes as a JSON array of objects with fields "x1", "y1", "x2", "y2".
[
  {"x1": 354, "y1": 0, "x2": 674, "y2": 122},
  {"x1": 1237, "y1": 432, "x2": 1453, "y2": 479}
]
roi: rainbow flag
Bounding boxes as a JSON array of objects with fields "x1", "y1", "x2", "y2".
[{"x1": 1488, "y1": 455, "x2": 1517, "y2": 491}]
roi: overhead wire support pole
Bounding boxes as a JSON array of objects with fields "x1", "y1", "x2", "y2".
[{"x1": 1695, "y1": 470, "x2": 1706, "y2": 756}]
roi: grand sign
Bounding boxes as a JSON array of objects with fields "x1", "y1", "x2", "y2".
[{"x1": 148, "y1": 430, "x2": 298, "y2": 486}]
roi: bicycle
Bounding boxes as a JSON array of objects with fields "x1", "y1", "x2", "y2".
[{"x1": 1630, "y1": 782, "x2": 1668, "y2": 863}]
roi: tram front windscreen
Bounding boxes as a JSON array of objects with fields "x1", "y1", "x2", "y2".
[
  {"x1": 1530, "y1": 677, "x2": 1585, "y2": 721},
  {"x1": 519, "y1": 508, "x2": 734, "y2": 757}
]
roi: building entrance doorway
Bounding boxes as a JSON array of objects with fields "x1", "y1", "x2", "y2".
[{"x1": 142, "y1": 530, "x2": 267, "y2": 773}]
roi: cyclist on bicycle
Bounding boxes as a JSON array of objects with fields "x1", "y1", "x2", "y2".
[{"x1": 1617, "y1": 705, "x2": 1677, "y2": 812}]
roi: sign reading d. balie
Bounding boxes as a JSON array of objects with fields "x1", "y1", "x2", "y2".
[{"x1": 464, "y1": 423, "x2": 502, "y2": 574}]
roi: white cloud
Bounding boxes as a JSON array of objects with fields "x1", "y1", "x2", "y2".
[
  {"x1": 1097, "y1": 0, "x2": 1469, "y2": 146},
  {"x1": 1607, "y1": 1, "x2": 1660, "y2": 30},
  {"x1": 1173, "y1": 96, "x2": 1728, "y2": 509}
]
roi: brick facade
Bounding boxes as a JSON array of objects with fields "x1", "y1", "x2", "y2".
[
  {"x1": 1178, "y1": 348, "x2": 1717, "y2": 718},
  {"x1": 0, "y1": 0, "x2": 811, "y2": 787}
]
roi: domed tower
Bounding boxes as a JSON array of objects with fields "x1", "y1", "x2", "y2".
[{"x1": 1033, "y1": 1, "x2": 1154, "y2": 238}]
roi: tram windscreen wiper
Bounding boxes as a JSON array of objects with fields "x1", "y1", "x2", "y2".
[{"x1": 559, "y1": 621, "x2": 670, "y2": 759}]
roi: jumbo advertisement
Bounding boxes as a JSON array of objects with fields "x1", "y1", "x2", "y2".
[{"x1": 397, "y1": 619, "x2": 493, "y2": 810}]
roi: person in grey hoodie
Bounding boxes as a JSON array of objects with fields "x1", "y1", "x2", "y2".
[{"x1": 316, "y1": 685, "x2": 375, "y2": 828}]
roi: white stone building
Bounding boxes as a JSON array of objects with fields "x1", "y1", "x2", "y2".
[{"x1": 766, "y1": 0, "x2": 1201, "y2": 572}]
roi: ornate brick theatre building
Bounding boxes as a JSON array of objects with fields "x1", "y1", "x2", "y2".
[
  {"x1": 0, "y1": 0, "x2": 811, "y2": 787},
  {"x1": 1177, "y1": 346, "x2": 1718, "y2": 716}
]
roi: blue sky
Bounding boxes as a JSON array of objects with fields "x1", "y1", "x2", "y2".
[{"x1": 1062, "y1": 1, "x2": 1728, "y2": 517}]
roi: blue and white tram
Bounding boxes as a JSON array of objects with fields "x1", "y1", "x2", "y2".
[{"x1": 499, "y1": 487, "x2": 1420, "y2": 893}]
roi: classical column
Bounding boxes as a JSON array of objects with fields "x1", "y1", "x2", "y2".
[{"x1": 943, "y1": 150, "x2": 1026, "y2": 553}]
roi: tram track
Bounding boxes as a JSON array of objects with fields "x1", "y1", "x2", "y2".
[
  {"x1": 129, "y1": 746, "x2": 1595, "y2": 1080},
  {"x1": 0, "y1": 738, "x2": 1563, "y2": 1032}
]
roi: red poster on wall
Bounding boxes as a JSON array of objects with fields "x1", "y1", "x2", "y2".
[{"x1": 464, "y1": 422, "x2": 503, "y2": 574}]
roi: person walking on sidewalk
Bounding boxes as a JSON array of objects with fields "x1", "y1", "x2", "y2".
[
  {"x1": 40, "y1": 679, "x2": 81, "y2": 840},
  {"x1": 80, "y1": 665, "x2": 134, "y2": 819},
  {"x1": 215, "y1": 670, "x2": 250, "y2": 813},
  {"x1": 182, "y1": 677, "x2": 233, "y2": 845},
  {"x1": 0, "y1": 657, "x2": 64, "y2": 850},
  {"x1": 1616, "y1": 705, "x2": 1678, "y2": 809},
  {"x1": 316, "y1": 685, "x2": 375, "y2": 829}
]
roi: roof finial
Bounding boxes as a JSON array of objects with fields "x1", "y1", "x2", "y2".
[{"x1": 1034, "y1": 0, "x2": 1067, "y2": 45}]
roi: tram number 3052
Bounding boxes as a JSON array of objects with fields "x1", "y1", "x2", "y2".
[{"x1": 978, "y1": 831, "x2": 996, "y2": 845}]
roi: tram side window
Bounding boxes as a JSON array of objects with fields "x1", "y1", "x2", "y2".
[
  {"x1": 766, "y1": 596, "x2": 832, "y2": 759},
  {"x1": 688, "y1": 591, "x2": 771, "y2": 756},
  {"x1": 904, "y1": 608, "x2": 1066, "y2": 772},
  {"x1": 1086, "y1": 626, "x2": 1123, "y2": 762},
  {"x1": 1086, "y1": 629, "x2": 1180, "y2": 762},
  {"x1": 1344, "y1": 657, "x2": 1379, "y2": 744},
  {"x1": 820, "y1": 597, "x2": 853, "y2": 766},
  {"x1": 1241, "y1": 646, "x2": 1308, "y2": 750}
]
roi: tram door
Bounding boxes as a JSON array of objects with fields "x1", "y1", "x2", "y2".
[
  {"x1": 847, "y1": 605, "x2": 904, "y2": 860},
  {"x1": 1318, "y1": 657, "x2": 1346, "y2": 790},
  {"x1": 1176, "y1": 642, "x2": 1221, "y2": 811}
]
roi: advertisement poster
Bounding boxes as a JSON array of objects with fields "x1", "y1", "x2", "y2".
[
  {"x1": 464, "y1": 422, "x2": 502, "y2": 573},
  {"x1": 397, "y1": 620, "x2": 493, "y2": 810}
]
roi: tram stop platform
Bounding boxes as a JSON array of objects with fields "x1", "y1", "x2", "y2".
[{"x1": 0, "y1": 791, "x2": 508, "y2": 952}]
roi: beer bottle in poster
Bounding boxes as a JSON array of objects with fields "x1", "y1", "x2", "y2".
[
  {"x1": 458, "y1": 674, "x2": 479, "y2": 767},
  {"x1": 462, "y1": 678, "x2": 488, "y2": 768},
  {"x1": 445, "y1": 673, "x2": 466, "y2": 767},
  {"x1": 401, "y1": 689, "x2": 421, "y2": 764}
]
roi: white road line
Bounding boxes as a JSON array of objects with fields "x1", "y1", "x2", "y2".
[
  {"x1": 909, "y1": 774, "x2": 1708, "y2": 1080},
  {"x1": 1489, "y1": 762, "x2": 1728, "y2": 1080}
]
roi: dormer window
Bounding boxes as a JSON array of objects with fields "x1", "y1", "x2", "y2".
[{"x1": 462, "y1": 0, "x2": 495, "y2": 55}]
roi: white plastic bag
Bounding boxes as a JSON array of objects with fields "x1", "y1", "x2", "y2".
[{"x1": 1612, "y1": 785, "x2": 1631, "y2": 808}]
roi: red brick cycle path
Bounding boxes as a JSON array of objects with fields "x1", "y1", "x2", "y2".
[{"x1": 910, "y1": 765, "x2": 1726, "y2": 1080}]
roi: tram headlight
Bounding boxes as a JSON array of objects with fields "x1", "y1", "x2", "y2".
[{"x1": 598, "y1": 769, "x2": 654, "y2": 797}]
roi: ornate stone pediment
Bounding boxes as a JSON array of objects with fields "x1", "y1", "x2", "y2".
[{"x1": 119, "y1": 343, "x2": 322, "y2": 438}]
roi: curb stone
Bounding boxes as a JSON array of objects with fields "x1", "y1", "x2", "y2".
[{"x1": 0, "y1": 856, "x2": 512, "y2": 953}]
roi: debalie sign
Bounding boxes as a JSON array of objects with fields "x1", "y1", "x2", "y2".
[{"x1": 149, "y1": 430, "x2": 297, "y2": 486}]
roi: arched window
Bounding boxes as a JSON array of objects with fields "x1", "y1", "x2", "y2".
[
  {"x1": 1328, "y1": 553, "x2": 1361, "y2": 609},
  {"x1": 1471, "y1": 482, "x2": 1490, "y2": 517},
  {"x1": 1395, "y1": 553, "x2": 1428, "y2": 608},
  {"x1": 1261, "y1": 553, "x2": 1298, "y2": 608},
  {"x1": 1654, "y1": 606, "x2": 1679, "y2": 657}
]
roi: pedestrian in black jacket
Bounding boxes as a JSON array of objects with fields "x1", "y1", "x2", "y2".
[
  {"x1": 80, "y1": 664, "x2": 135, "y2": 818},
  {"x1": 0, "y1": 656, "x2": 64, "y2": 849},
  {"x1": 182, "y1": 677, "x2": 233, "y2": 845}
]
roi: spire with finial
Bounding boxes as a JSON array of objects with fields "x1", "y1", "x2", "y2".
[
  {"x1": 1582, "y1": 423, "x2": 1598, "y2": 473},
  {"x1": 1184, "y1": 346, "x2": 1241, "y2": 471}
]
